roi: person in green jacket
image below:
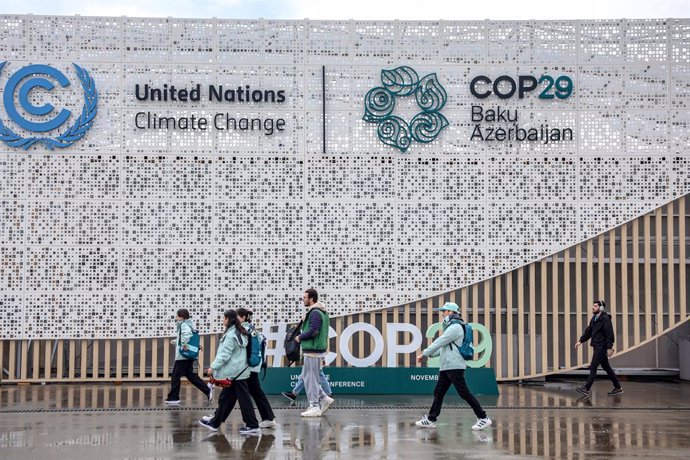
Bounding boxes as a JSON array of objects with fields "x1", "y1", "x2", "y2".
[
  {"x1": 415, "y1": 302, "x2": 492, "y2": 431},
  {"x1": 294, "y1": 288, "x2": 334, "y2": 417},
  {"x1": 198, "y1": 309, "x2": 260, "y2": 435},
  {"x1": 165, "y1": 308, "x2": 212, "y2": 405}
]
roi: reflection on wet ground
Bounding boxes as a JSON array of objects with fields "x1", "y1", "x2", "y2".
[{"x1": 1, "y1": 381, "x2": 689, "y2": 459}]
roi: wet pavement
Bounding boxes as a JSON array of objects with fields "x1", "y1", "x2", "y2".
[{"x1": 1, "y1": 381, "x2": 689, "y2": 459}]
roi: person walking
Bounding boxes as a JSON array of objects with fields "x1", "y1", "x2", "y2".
[
  {"x1": 165, "y1": 308, "x2": 213, "y2": 405},
  {"x1": 415, "y1": 302, "x2": 492, "y2": 430},
  {"x1": 294, "y1": 288, "x2": 334, "y2": 417},
  {"x1": 237, "y1": 307, "x2": 277, "y2": 429},
  {"x1": 575, "y1": 300, "x2": 623, "y2": 396},
  {"x1": 198, "y1": 309, "x2": 260, "y2": 435}
]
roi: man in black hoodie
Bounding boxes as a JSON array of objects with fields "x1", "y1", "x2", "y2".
[{"x1": 575, "y1": 300, "x2": 623, "y2": 396}]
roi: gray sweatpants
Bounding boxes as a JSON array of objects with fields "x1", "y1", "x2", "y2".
[{"x1": 301, "y1": 355, "x2": 327, "y2": 407}]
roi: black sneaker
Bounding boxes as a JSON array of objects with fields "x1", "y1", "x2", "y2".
[
  {"x1": 282, "y1": 391, "x2": 297, "y2": 402},
  {"x1": 165, "y1": 398, "x2": 181, "y2": 405},
  {"x1": 575, "y1": 387, "x2": 591, "y2": 396},
  {"x1": 608, "y1": 387, "x2": 624, "y2": 396},
  {"x1": 239, "y1": 425, "x2": 261, "y2": 435},
  {"x1": 198, "y1": 419, "x2": 219, "y2": 432}
]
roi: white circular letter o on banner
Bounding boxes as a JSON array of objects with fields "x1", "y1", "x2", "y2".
[{"x1": 339, "y1": 322, "x2": 384, "y2": 367}]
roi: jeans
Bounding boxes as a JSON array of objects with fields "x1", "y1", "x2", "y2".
[
  {"x1": 293, "y1": 367, "x2": 332, "y2": 396},
  {"x1": 428, "y1": 369, "x2": 487, "y2": 421},
  {"x1": 585, "y1": 346, "x2": 621, "y2": 390},
  {"x1": 167, "y1": 359, "x2": 209, "y2": 401}
]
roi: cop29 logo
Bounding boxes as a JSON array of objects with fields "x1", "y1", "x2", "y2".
[
  {"x1": 0, "y1": 62, "x2": 98, "y2": 150},
  {"x1": 363, "y1": 66, "x2": 448, "y2": 153}
]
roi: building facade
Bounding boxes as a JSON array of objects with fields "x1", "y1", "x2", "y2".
[{"x1": 0, "y1": 16, "x2": 688, "y2": 381}]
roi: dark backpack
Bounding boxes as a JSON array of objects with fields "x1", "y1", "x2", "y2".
[
  {"x1": 450, "y1": 319, "x2": 475, "y2": 360},
  {"x1": 284, "y1": 320, "x2": 303, "y2": 366},
  {"x1": 178, "y1": 325, "x2": 200, "y2": 360}
]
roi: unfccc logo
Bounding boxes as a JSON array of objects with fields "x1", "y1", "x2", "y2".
[{"x1": 0, "y1": 62, "x2": 98, "y2": 150}]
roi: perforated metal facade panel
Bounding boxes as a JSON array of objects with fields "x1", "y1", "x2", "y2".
[{"x1": 0, "y1": 16, "x2": 688, "y2": 338}]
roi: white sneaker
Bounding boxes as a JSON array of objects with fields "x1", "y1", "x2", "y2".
[
  {"x1": 164, "y1": 399, "x2": 181, "y2": 405},
  {"x1": 415, "y1": 415, "x2": 436, "y2": 428},
  {"x1": 319, "y1": 395, "x2": 334, "y2": 414},
  {"x1": 300, "y1": 406, "x2": 322, "y2": 417},
  {"x1": 201, "y1": 414, "x2": 214, "y2": 422},
  {"x1": 472, "y1": 417, "x2": 492, "y2": 431},
  {"x1": 259, "y1": 419, "x2": 277, "y2": 429}
]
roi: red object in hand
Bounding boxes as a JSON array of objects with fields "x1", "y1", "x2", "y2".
[{"x1": 209, "y1": 375, "x2": 232, "y2": 388}]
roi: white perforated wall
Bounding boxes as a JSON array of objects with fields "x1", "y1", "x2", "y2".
[{"x1": 0, "y1": 16, "x2": 688, "y2": 338}]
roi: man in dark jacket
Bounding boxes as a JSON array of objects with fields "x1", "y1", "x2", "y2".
[{"x1": 575, "y1": 300, "x2": 623, "y2": 396}]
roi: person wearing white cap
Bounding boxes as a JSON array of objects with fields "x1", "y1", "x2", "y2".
[{"x1": 415, "y1": 302, "x2": 492, "y2": 430}]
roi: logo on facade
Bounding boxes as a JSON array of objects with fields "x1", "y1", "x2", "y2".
[
  {"x1": 363, "y1": 66, "x2": 448, "y2": 153},
  {"x1": 0, "y1": 62, "x2": 98, "y2": 150}
]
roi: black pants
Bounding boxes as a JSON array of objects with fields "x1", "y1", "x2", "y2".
[
  {"x1": 247, "y1": 371, "x2": 275, "y2": 421},
  {"x1": 211, "y1": 379, "x2": 259, "y2": 429},
  {"x1": 167, "y1": 359, "x2": 210, "y2": 400},
  {"x1": 585, "y1": 346, "x2": 621, "y2": 390},
  {"x1": 428, "y1": 369, "x2": 487, "y2": 421}
]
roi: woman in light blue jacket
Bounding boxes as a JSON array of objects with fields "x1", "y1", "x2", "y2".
[
  {"x1": 415, "y1": 302, "x2": 492, "y2": 431},
  {"x1": 198, "y1": 309, "x2": 260, "y2": 435},
  {"x1": 165, "y1": 308, "x2": 212, "y2": 405}
]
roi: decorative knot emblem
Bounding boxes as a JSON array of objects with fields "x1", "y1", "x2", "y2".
[{"x1": 363, "y1": 66, "x2": 448, "y2": 153}]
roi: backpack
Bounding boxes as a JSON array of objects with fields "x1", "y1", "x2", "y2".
[
  {"x1": 178, "y1": 325, "x2": 200, "y2": 360},
  {"x1": 284, "y1": 320, "x2": 303, "y2": 366},
  {"x1": 450, "y1": 319, "x2": 475, "y2": 360},
  {"x1": 245, "y1": 324, "x2": 266, "y2": 368}
]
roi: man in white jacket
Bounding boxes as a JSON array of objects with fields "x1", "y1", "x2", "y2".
[{"x1": 415, "y1": 302, "x2": 492, "y2": 430}]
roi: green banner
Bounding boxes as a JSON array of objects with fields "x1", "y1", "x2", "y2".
[{"x1": 260, "y1": 367, "x2": 498, "y2": 395}]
